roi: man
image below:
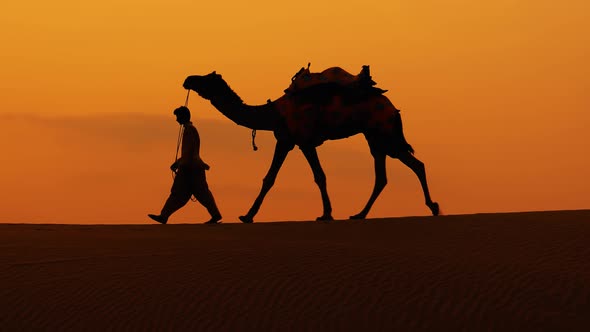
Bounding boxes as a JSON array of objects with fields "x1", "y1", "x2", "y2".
[{"x1": 148, "y1": 106, "x2": 222, "y2": 224}]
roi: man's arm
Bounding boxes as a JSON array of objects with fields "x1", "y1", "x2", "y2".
[
  {"x1": 177, "y1": 125, "x2": 209, "y2": 170},
  {"x1": 177, "y1": 126, "x2": 197, "y2": 167}
]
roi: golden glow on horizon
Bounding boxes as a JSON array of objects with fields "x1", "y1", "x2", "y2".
[{"x1": 0, "y1": 1, "x2": 589, "y2": 223}]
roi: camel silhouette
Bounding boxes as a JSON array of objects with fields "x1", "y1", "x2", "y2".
[{"x1": 183, "y1": 68, "x2": 439, "y2": 223}]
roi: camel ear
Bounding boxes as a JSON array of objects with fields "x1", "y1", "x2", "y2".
[{"x1": 212, "y1": 71, "x2": 216, "y2": 75}]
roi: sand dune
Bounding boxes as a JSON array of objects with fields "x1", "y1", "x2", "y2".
[{"x1": 2, "y1": 210, "x2": 590, "y2": 331}]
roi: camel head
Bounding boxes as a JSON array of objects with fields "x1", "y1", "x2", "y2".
[{"x1": 183, "y1": 71, "x2": 227, "y2": 101}]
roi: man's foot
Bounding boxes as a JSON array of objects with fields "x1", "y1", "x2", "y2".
[
  {"x1": 148, "y1": 214, "x2": 168, "y2": 224},
  {"x1": 204, "y1": 215, "x2": 222, "y2": 224}
]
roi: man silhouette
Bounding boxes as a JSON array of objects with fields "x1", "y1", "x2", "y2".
[{"x1": 148, "y1": 106, "x2": 222, "y2": 224}]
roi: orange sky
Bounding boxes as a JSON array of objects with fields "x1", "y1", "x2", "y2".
[{"x1": 1, "y1": 1, "x2": 589, "y2": 223}]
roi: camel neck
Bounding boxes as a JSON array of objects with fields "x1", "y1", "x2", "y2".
[{"x1": 209, "y1": 97, "x2": 278, "y2": 131}]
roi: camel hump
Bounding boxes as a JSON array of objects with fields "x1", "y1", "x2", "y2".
[{"x1": 285, "y1": 65, "x2": 378, "y2": 95}]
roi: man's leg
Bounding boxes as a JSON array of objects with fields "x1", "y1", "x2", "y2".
[
  {"x1": 149, "y1": 171, "x2": 192, "y2": 224},
  {"x1": 192, "y1": 169, "x2": 222, "y2": 224}
]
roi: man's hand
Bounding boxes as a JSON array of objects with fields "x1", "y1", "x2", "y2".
[
  {"x1": 198, "y1": 158, "x2": 210, "y2": 171},
  {"x1": 170, "y1": 161, "x2": 179, "y2": 172}
]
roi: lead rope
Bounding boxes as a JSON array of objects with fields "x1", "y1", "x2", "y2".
[
  {"x1": 171, "y1": 90, "x2": 191, "y2": 181},
  {"x1": 171, "y1": 90, "x2": 197, "y2": 202},
  {"x1": 184, "y1": 89, "x2": 190, "y2": 107},
  {"x1": 184, "y1": 90, "x2": 198, "y2": 202},
  {"x1": 171, "y1": 124, "x2": 184, "y2": 180}
]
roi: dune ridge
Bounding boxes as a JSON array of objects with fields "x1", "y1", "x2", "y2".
[{"x1": 2, "y1": 210, "x2": 590, "y2": 331}]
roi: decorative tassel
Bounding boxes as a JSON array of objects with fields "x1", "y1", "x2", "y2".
[{"x1": 251, "y1": 129, "x2": 258, "y2": 151}]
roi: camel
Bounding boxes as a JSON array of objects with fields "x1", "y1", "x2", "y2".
[{"x1": 183, "y1": 70, "x2": 439, "y2": 223}]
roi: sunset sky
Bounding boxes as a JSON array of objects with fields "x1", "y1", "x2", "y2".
[{"x1": 1, "y1": 1, "x2": 588, "y2": 223}]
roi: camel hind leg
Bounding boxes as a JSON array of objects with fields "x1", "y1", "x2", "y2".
[{"x1": 395, "y1": 150, "x2": 439, "y2": 216}]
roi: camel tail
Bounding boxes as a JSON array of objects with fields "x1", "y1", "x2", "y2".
[{"x1": 393, "y1": 112, "x2": 414, "y2": 155}]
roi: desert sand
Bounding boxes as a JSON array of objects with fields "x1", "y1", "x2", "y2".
[{"x1": 2, "y1": 210, "x2": 590, "y2": 331}]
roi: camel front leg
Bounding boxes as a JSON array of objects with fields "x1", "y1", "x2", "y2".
[
  {"x1": 300, "y1": 146, "x2": 333, "y2": 221},
  {"x1": 239, "y1": 140, "x2": 294, "y2": 223},
  {"x1": 350, "y1": 153, "x2": 387, "y2": 220}
]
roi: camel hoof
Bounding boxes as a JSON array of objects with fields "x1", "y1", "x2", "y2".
[
  {"x1": 349, "y1": 214, "x2": 366, "y2": 220},
  {"x1": 239, "y1": 215, "x2": 254, "y2": 223},
  {"x1": 316, "y1": 215, "x2": 334, "y2": 222},
  {"x1": 429, "y1": 202, "x2": 440, "y2": 216}
]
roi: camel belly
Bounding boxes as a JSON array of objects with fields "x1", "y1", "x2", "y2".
[{"x1": 279, "y1": 95, "x2": 399, "y2": 146}]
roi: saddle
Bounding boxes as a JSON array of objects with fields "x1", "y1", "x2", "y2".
[{"x1": 284, "y1": 63, "x2": 382, "y2": 95}]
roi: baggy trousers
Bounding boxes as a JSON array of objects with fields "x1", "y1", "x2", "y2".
[{"x1": 160, "y1": 166, "x2": 220, "y2": 218}]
